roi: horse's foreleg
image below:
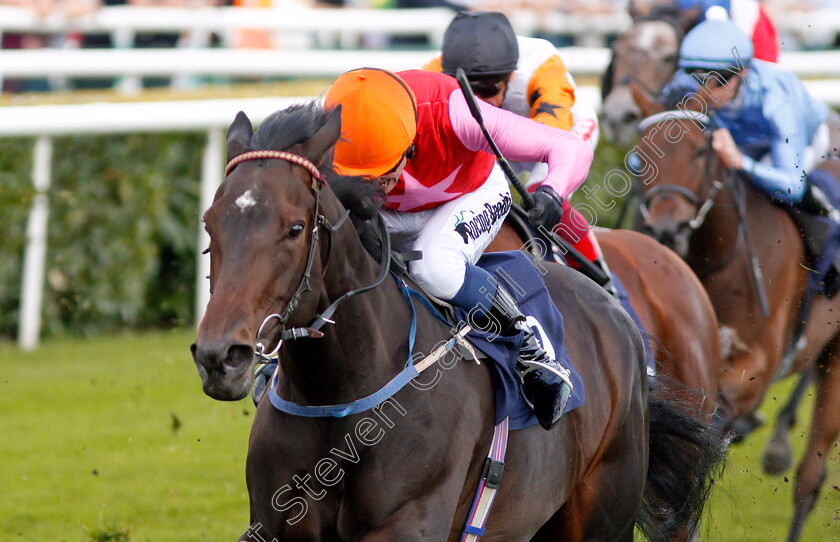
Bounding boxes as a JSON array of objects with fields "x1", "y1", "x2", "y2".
[
  {"x1": 763, "y1": 367, "x2": 815, "y2": 475},
  {"x1": 354, "y1": 498, "x2": 466, "y2": 542},
  {"x1": 239, "y1": 520, "x2": 271, "y2": 542},
  {"x1": 718, "y1": 346, "x2": 775, "y2": 442},
  {"x1": 786, "y1": 353, "x2": 840, "y2": 542},
  {"x1": 358, "y1": 520, "x2": 449, "y2": 542}
]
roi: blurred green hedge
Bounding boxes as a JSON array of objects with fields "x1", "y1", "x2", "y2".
[
  {"x1": 1, "y1": 133, "x2": 206, "y2": 339},
  {"x1": 0, "y1": 130, "x2": 632, "y2": 340}
]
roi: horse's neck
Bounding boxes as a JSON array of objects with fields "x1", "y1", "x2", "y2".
[
  {"x1": 687, "y1": 186, "x2": 742, "y2": 276},
  {"x1": 278, "y1": 194, "x2": 411, "y2": 407},
  {"x1": 690, "y1": 180, "x2": 802, "y2": 281}
]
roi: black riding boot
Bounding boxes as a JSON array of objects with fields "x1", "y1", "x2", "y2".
[{"x1": 480, "y1": 285, "x2": 573, "y2": 430}]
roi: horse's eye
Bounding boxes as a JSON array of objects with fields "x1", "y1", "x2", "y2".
[
  {"x1": 286, "y1": 222, "x2": 305, "y2": 240},
  {"x1": 695, "y1": 147, "x2": 707, "y2": 160}
]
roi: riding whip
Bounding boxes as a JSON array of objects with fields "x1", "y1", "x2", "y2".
[{"x1": 454, "y1": 68, "x2": 610, "y2": 286}]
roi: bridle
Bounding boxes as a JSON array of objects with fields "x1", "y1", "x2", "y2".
[
  {"x1": 605, "y1": 16, "x2": 683, "y2": 100},
  {"x1": 636, "y1": 111, "x2": 729, "y2": 234},
  {"x1": 223, "y1": 150, "x2": 391, "y2": 359},
  {"x1": 635, "y1": 111, "x2": 771, "y2": 314}
]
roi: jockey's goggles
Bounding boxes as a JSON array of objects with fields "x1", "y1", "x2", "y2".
[
  {"x1": 375, "y1": 143, "x2": 414, "y2": 188},
  {"x1": 686, "y1": 68, "x2": 738, "y2": 87},
  {"x1": 469, "y1": 77, "x2": 506, "y2": 99}
]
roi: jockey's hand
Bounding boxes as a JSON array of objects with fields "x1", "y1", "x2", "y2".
[
  {"x1": 528, "y1": 184, "x2": 564, "y2": 231},
  {"x1": 712, "y1": 128, "x2": 743, "y2": 170}
]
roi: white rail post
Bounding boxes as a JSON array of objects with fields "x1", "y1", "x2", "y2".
[
  {"x1": 19, "y1": 136, "x2": 53, "y2": 350},
  {"x1": 196, "y1": 127, "x2": 223, "y2": 326}
]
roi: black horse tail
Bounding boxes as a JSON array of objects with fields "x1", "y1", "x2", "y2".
[{"x1": 636, "y1": 377, "x2": 730, "y2": 542}]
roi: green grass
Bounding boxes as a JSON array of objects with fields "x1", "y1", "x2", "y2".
[
  {"x1": 704, "y1": 376, "x2": 840, "y2": 541},
  {"x1": 1, "y1": 330, "x2": 838, "y2": 540},
  {"x1": 0, "y1": 329, "x2": 250, "y2": 541}
]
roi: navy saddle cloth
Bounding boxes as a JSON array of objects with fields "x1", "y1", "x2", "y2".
[{"x1": 453, "y1": 250, "x2": 585, "y2": 431}]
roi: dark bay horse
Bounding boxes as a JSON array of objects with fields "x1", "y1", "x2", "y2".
[
  {"x1": 632, "y1": 100, "x2": 840, "y2": 541},
  {"x1": 191, "y1": 102, "x2": 723, "y2": 541},
  {"x1": 488, "y1": 225, "x2": 723, "y2": 421}
]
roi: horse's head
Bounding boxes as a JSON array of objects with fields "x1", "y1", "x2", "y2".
[
  {"x1": 191, "y1": 104, "x2": 341, "y2": 400},
  {"x1": 601, "y1": 14, "x2": 686, "y2": 146},
  {"x1": 632, "y1": 96, "x2": 728, "y2": 258}
]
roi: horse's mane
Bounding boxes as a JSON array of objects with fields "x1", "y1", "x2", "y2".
[
  {"x1": 328, "y1": 172, "x2": 388, "y2": 260},
  {"x1": 253, "y1": 100, "x2": 387, "y2": 257},
  {"x1": 328, "y1": 173, "x2": 386, "y2": 221},
  {"x1": 251, "y1": 101, "x2": 385, "y2": 214},
  {"x1": 252, "y1": 101, "x2": 332, "y2": 153}
]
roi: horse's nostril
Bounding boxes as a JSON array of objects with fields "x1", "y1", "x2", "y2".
[
  {"x1": 623, "y1": 111, "x2": 640, "y2": 124},
  {"x1": 193, "y1": 341, "x2": 225, "y2": 369},
  {"x1": 226, "y1": 343, "x2": 255, "y2": 369}
]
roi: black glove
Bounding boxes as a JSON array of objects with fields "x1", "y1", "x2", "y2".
[{"x1": 527, "y1": 184, "x2": 564, "y2": 231}]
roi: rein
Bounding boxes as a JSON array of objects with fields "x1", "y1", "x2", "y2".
[
  {"x1": 637, "y1": 111, "x2": 771, "y2": 315},
  {"x1": 224, "y1": 149, "x2": 358, "y2": 357},
  {"x1": 639, "y1": 180, "x2": 726, "y2": 231},
  {"x1": 266, "y1": 275, "x2": 471, "y2": 418},
  {"x1": 227, "y1": 150, "x2": 481, "y2": 418},
  {"x1": 636, "y1": 111, "x2": 726, "y2": 233}
]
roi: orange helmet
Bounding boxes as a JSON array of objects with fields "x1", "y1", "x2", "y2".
[{"x1": 325, "y1": 68, "x2": 418, "y2": 177}]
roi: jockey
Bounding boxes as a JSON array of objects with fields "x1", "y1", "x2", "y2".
[
  {"x1": 324, "y1": 68, "x2": 594, "y2": 430},
  {"x1": 662, "y1": 16, "x2": 840, "y2": 234},
  {"x1": 674, "y1": 0, "x2": 779, "y2": 62},
  {"x1": 423, "y1": 11, "x2": 615, "y2": 295}
]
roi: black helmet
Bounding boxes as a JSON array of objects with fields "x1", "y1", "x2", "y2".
[{"x1": 441, "y1": 11, "x2": 519, "y2": 78}]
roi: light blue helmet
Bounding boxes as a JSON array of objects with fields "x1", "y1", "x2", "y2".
[{"x1": 678, "y1": 17, "x2": 753, "y2": 70}]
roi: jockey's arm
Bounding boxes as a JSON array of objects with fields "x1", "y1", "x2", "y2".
[
  {"x1": 739, "y1": 106, "x2": 808, "y2": 205},
  {"x1": 526, "y1": 55, "x2": 576, "y2": 131},
  {"x1": 448, "y1": 89, "x2": 593, "y2": 200}
]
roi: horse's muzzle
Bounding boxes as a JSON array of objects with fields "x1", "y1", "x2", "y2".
[
  {"x1": 191, "y1": 340, "x2": 256, "y2": 401},
  {"x1": 601, "y1": 87, "x2": 641, "y2": 147},
  {"x1": 640, "y1": 220, "x2": 692, "y2": 258}
]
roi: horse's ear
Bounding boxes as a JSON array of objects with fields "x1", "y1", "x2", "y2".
[
  {"x1": 627, "y1": 0, "x2": 640, "y2": 20},
  {"x1": 631, "y1": 82, "x2": 663, "y2": 118},
  {"x1": 676, "y1": 6, "x2": 703, "y2": 32},
  {"x1": 226, "y1": 111, "x2": 253, "y2": 163},
  {"x1": 302, "y1": 105, "x2": 342, "y2": 166},
  {"x1": 601, "y1": 57, "x2": 615, "y2": 100}
]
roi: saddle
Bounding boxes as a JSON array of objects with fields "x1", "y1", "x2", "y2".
[
  {"x1": 501, "y1": 207, "x2": 656, "y2": 376},
  {"x1": 393, "y1": 248, "x2": 585, "y2": 430}
]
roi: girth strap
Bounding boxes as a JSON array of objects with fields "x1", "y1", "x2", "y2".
[{"x1": 461, "y1": 418, "x2": 509, "y2": 542}]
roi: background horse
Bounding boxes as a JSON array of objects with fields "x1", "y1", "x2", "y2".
[
  {"x1": 632, "y1": 98, "x2": 840, "y2": 542},
  {"x1": 600, "y1": 5, "x2": 696, "y2": 146},
  {"x1": 488, "y1": 225, "x2": 723, "y2": 422},
  {"x1": 191, "y1": 102, "x2": 723, "y2": 541}
]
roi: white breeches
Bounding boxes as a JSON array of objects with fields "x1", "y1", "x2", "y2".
[{"x1": 380, "y1": 164, "x2": 511, "y2": 299}]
